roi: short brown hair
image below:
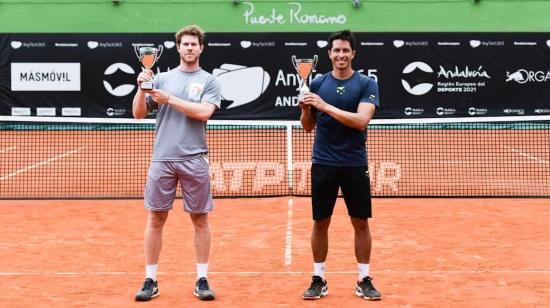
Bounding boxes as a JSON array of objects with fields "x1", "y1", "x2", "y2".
[{"x1": 175, "y1": 25, "x2": 205, "y2": 46}]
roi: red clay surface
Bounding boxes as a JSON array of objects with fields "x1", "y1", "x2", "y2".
[{"x1": 1, "y1": 197, "x2": 549, "y2": 307}]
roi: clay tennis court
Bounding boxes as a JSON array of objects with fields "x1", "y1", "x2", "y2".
[
  {"x1": 1, "y1": 119, "x2": 549, "y2": 306},
  {"x1": 1, "y1": 197, "x2": 550, "y2": 306}
]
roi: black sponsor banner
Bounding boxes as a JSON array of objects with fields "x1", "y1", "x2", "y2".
[{"x1": 1, "y1": 33, "x2": 550, "y2": 119}]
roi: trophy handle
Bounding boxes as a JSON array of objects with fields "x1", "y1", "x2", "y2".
[
  {"x1": 134, "y1": 44, "x2": 147, "y2": 71},
  {"x1": 312, "y1": 55, "x2": 318, "y2": 70},
  {"x1": 155, "y1": 45, "x2": 164, "y2": 63},
  {"x1": 291, "y1": 55, "x2": 298, "y2": 70},
  {"x1": 133, "y1": 44, "x2": 141, "y2": 60}
]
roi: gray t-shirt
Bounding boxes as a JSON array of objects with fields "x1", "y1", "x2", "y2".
[{"x1": 146, "y1": 67, "x2": 221, "y2": 161}]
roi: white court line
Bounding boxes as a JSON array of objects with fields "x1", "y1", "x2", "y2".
[
  {"x1": 0, "y1": 146, "x2": 16, "y2": 154},
  {"x1": 0, "y1": 270, "x2": 549, "y2": 276},
  {"x1": 284, "y1": 198, "x2": 294, "y2": 267},
  {"x1": 0, "y1": 147, "x2": 84, "y2": 181},
  {"x1": 502, "y1": 145, "x2": 549, "y2": 165}
]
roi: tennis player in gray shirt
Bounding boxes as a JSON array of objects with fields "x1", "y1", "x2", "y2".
[{"x1": 132, "y1": 25, "x2": 221, "y2": 302}]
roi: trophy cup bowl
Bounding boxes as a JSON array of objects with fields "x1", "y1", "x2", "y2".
[
  {"x1": 134, "y1": 45, "x2": 164, "y2": 90},
  {"x1": 291, "y1": 55, "x2": 318, "y2": 102}
]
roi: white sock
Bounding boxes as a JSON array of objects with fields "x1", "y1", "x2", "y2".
[
  {"x1": 197, "y1": 263, "x2": 208, "y2": 279},
  {"x1": 358, "y1": 263, "x2": 370, "y2": 281},
  {"x1": 313, "y1": 262, "x2": 326, "y2": 280},
  {"x1": 146, "y1": 264, "x2": 158, "y2": 281}
]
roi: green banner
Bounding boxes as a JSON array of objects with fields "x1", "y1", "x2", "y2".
[{"x1": 0, "y1": 0, "x2": 549, "y2": 32}]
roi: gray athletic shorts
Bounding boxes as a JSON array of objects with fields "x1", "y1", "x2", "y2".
[{"x1": 144, "y1": 155, "x2": 213, "y2": 213}]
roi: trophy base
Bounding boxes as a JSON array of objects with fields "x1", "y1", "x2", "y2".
[
  {"x1": 297, "y1": 86, "x2": 308, "y2": 103},
  {"x1": 297, "y1": 92, "x2": 305, "y2": 103},
  {"x1": 140, "y1": 81, "x2": 154, "y2": 90}
]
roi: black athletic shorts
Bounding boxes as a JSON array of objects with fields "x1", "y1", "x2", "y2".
[{"x1": 311, "y1": 164, "x2": 372, "y2": 221}]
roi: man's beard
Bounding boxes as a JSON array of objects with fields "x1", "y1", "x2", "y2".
[{"x1": 181, "y1": 54, "x2": 198, "y2": 64}]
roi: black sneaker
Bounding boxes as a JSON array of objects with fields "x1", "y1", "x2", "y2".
[
  {"x1": 302, "y1": 275, "x2": 328, "y2": 300},
  {"x1": 355, "y1": 276, "x2": 382, "y2": 300},
  {"x1": 135, "y1": 278, "x2": 159, "y2": 301},
  {"x1": 194, "y1": 277, "x2": 215, "y2": 301}
]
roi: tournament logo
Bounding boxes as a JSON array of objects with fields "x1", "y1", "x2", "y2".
[
  {"x1": 503, "y1": 108, "x2": 524, "y2": 115},
  {"x1": 506, "y1": 70, "x2": 525, "y2": 83},
  {"x1": 436, "y1": 107, "x2": 456, "y2": 116},
  {"x1": 506, "y1": 69, "x2": 550, "y2": 84},
  {"x1": 106, "y1": 107, "x2": 126, "y2": 116},
  {"x1": 213, "y1": 64, "x2": 270, "y2": 109},
  {"x1": 404, "y1": 107, "x2": 424, "y2": 116},
  {"x1": 87, "y1": 41, "x2": 99, "y2": 49},
  {"x1": 316, "y1": 40, "x2": 328, "y2": 48},
  {"x1": 240, "y1": 41, "x2": 252, "y2": 49},
  {"x1": 468, "y1": 107, "x2": 488, "y2": 116},
  {"x1": 402, "y1": 62, "x2": 490, "y2": 95},
  {"x1": 103, "y1": 63, "x2": 136, "y2": 97},
  {"x1": 401, "y1": 61, "x2": 434, "y2": 96},
  {"x1": 163, "y1": 41, "x2": 176, "y2": 49},
  {"x1": 11, "y1": 41, "x2": 22, "y2": 49},
  {"x1": 470, "y1": 40, "x2": 481, "y2": 48},
  {"x1": 393, "y1": 40, "x2": 405, "y2": 48}
]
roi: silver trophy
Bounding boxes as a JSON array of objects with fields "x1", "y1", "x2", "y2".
[
  {"x1": 134, "y1": 45, "x2": 163, "y2": 90},
  {"x1": 291, "y1": 55, "x2": 318, "y2": 102}
]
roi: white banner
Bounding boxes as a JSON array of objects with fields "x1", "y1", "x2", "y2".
[{"x1": 11, "y1": 62, "x2": 81, "y2": 91}]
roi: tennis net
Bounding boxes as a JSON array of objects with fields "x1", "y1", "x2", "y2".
[{"x1": 1, "y1": 115, "x2": 549, "y2": 199}]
